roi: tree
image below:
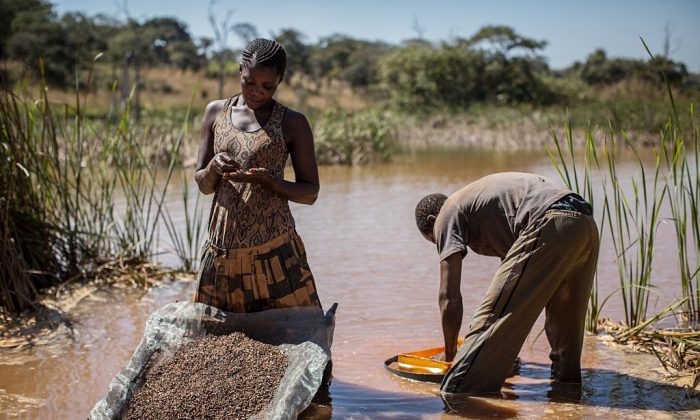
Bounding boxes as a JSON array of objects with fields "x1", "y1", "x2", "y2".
[
  {"x1": 379, "y1": 29, "x2": 556, "y2": 109},
  {"x1": 2, "y1": 0, "x2": 74, "y2": 85},
  {"x1": 61, "y1": 12, "x2": 113, "y2": 76},
  {"x1": 273, "y1": 28, "x2": 310, "y2": 82},
  {"x1": 231, "y1": 22, "x2": 258, "y2": 46},
  {"x1": 464, "y1": 25, "x2": 547, "y2": 58},
  {"x1": 0, "y1": 0, "x2": 52, "y2": 59},
  {"x1": 208, "y1": 0, "x2": 236, "y2": 98},
  {"x1": 580, "y1": 49, "x2": 641, "y2": 85},
  {"x1": 311, "y1": 35, "x2": 392, "y2": 88},
  {"x1": 140, "y1": 17, "x2": 199, "y2": 68},
  {"x1": 644, "y1": 55, "x2": 688, "y2": 86}
]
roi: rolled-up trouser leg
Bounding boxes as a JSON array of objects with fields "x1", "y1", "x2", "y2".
[{"x1": 440, "y1": 210, "x2": 598, "y2": 395}]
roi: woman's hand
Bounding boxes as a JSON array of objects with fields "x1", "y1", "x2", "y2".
[
  {"x1": 223, "y1": 167, "x2": 277, "y2": 189},
  {"x1": 210, "y1": 152, "x2": 240, "y2": 176}
]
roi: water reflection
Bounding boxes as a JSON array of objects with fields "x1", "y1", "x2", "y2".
[{"x1": 301, "y1": 353, "x2": 699, "y2": 419}]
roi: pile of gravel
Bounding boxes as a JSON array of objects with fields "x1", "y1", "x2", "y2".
[{"x1": 124, "y1": 332, "x2": 289, "y2": 420}]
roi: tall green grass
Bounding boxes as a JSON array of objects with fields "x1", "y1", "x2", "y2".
[
  {"x1": 547, "y1": 42, "x2": 699, "y2": 329},
  {"x1": 162, "y1": 172, "x2": 205, "y2": 272},
  {"x1": 0, "y1": 60, "x2": 199, "y2": 314},
  {"x1": 604, "y1": 128, "x2": 666, "y2": 328},
  {"x1": 161, "y1": 84, "x2": 206, "y2": 272},
  {"x1": 660, "y1": 100, "x2": 700, "y2": 327},
  {"x1": 547, "y1": 121, "x2": 608, "y2": 332},
  {"x1": 314, "y1": 109, "x2": 398, "y2": 165},
  {"x1": 549, "y1": 119, "x2": 671, "y2": 329}
]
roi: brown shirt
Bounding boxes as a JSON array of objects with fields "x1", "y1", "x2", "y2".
[
  {"x1": 434, "y1": 172, "x2": 570, "y2": 260},
  {"x1": 206, "y1": 95, "x2": 295, "y2": 248}
]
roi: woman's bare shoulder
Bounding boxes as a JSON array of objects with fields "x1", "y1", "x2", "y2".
[
  {"x1": 204, "y1": 99, "x2": 227, "y2": 118},
  {"x1": 281, "y1": 106, "x2": 310, "y2": 130}
]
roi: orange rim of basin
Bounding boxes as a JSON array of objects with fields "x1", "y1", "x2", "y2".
[{"x1": 396, "y1": 338, "x2": 465, "y2": 375}]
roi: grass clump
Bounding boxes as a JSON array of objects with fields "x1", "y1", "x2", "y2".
[
  {"x1": 314, "y1": 108, "x2": 398, "y2": 165},
  {"x1": 0, "y1": 63, "x2": 198, "y2": 316}
]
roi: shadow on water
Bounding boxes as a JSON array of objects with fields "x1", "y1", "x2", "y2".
[
  {"x1": 300, "y1": 379, "x2": 449, "y2": 419},
  {"x1": 301, "y1": 361, "x2": 700, "y2": 419}
]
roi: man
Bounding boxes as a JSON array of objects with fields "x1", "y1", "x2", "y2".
[{"x1": 415, "y1": 172, "x2": 599, "y2": 395}]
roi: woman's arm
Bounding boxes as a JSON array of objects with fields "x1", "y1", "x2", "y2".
[
  {"x1": 194, "y1": 100, "x2": 239, "y2": 195},
  {"x1": 225, "y1": 109, "x2": 320, "y2": 205}
]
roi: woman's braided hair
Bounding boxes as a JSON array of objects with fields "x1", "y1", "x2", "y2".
[
  {"x1": 240, "y1": 38, "x2": 287, "y2": 81},
  {"x1": 415, "y1": 193, "x2": 448, "y2": 236}
]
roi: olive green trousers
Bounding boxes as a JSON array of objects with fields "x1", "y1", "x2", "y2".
[{"x1": 441, "y1": 209, "x2": 599, "y2": 395}]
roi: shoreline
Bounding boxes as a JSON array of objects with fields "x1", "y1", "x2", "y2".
[{"x1": 397, "y1": 114, "x2": 664, "y2": 151}]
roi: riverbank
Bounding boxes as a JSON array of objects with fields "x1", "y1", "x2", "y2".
[
  {"x1": 397, "y1": 113, "x2": 663, "y2": 150},
  {"x1": 597, "y1": 319, "x2": 700, "y2": 392},
  {"x1": 0, "y1": 262, "x2": 194, "y2": 350}
]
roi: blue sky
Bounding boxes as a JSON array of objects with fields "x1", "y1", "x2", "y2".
[{"x1": 53, "y1": 0, "x2": 700, "y2": 71}]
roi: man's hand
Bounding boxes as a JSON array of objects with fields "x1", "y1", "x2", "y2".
[{"x1": 444, "y1": 341, "x2": 458, "y2": 363}]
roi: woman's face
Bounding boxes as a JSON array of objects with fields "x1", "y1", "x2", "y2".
[{"x1": 239, "y1": 65, "x2": 280, "y2": 110}]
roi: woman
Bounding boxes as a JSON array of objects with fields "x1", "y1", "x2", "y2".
[{"x1": 194, "y1": 38, "x2": 322, "y2": 312}]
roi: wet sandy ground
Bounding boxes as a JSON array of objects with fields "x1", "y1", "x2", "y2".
[{"x1": 1, "y1": 150, "x2": 699, "y2": 418}]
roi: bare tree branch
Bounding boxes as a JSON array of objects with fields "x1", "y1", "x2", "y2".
[{"x1": 208, "y1": 0, "x2": 236, "y2": 98}]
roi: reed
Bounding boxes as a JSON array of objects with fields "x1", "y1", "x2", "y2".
[
  {"x1": 634, "y1": 38, "x2": 700, "y2": 326},
  {"x1": 546, "y1": 121, "x2": 608, "y2": 332},
  {"x1": 603, "y1": 123, "x2": 667, "y2": 328},
  {"x1": 0, "y1": 58, "x2": 188, "y2": 315},
  {"x1": 161, "y1": 85, "x2": 206, "y2": 272},
  {"x1": 662, "y1": 114, "x2": 700, "y2": 325},
  {"x1": 547, "y1": 109, "x2": 671, "y2": 330},
  {"x1": 162, "y1": 172, "x2": 205, "y2": 272}
]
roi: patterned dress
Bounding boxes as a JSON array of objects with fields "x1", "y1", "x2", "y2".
[{"x1": 194, "y1": 95, "x2": 321, "y2": 312}]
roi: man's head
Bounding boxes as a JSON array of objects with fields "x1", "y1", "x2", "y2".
[
  {"x1": 415, "y1": 193, "x2": 448, "y2": 243},
  {"x1": 238, "y1": 38, "x2": 287, "y2": 109}
]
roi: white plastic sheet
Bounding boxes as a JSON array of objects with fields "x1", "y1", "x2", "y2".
[{"x1": 90, "y1": 301, "x2": 336, "y2": 419}]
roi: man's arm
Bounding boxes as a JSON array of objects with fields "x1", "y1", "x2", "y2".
[{"x1": 439, "y1": 252, "x2": 463, "y2": 362}]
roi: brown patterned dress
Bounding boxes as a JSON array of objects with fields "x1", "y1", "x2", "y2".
[{"x1": 194, "y1": 95, "x2": 321, "y2": 312}]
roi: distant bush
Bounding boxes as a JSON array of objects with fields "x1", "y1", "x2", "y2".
[
  {"x1": 378, "y1": 43, "x2": 556, "y2": 110},
  {"x1": 205, "y1": 60, "x2": 240, "y2": 79},
  {"x1": 579, "y1": 49, "x2": 688, "y2": 87},
  {"x1": 314, "y1": 109, "x2": 397, "y2": 165},
  {"x1": 310, "y1": 35, "x2": 392, "y2": 89}
]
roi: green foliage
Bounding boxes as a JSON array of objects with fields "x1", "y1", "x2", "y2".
[
  {"x1": 547, "y1": 122, "x2": 607, "y2": 333},
  {"x1": 2, "y1": 0, "x2": 72, "y2": 85},
  {"x1": 0, "y1": 67, "x2": 195, "y2": 313},
  {"x1": 141, "y1": 17, "x2": 204, "y2": 70},
  {"x1": 274, "y1": 28, "x2": 311, "y2": 82},
  {"x1": 379, "y1": 45, "x2": 477, "y2": 109},
  {"x1": 578, "y1": 49, "x2": 688, "y2": 87},
  {"x1": 314, "y1": 109, "x2": 398, "y2": 165},
  {"x1": 547, "y1": 55, "x2": 700, "y2": 328},
  {"x1": 379, "y1": 38, "x2": 556, "y2": 110},
  {"x1": 204, "y1": 55, "x2": 240, "y2": 78},
  {"x1": 0, "y1": 2, "x2": 204, "y2": 86},
  {"x1": 311, "y1": 35, "x2": 392, "y2": 88},
  {"x1": 461, "y1": 25, "x2": 547, "y2": 56}
]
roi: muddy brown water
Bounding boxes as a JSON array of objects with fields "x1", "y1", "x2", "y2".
[{"x1": 1, "y1": 149, "x2": 699, "y2": 419}]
